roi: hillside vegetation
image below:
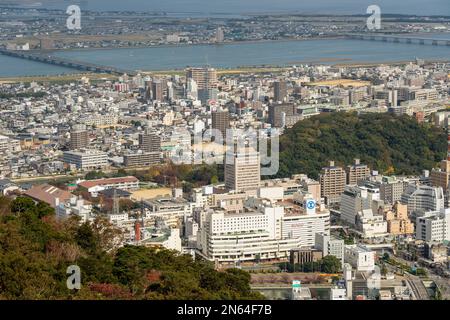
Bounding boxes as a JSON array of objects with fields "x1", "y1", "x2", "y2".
[
  {"x1": 0, "y1": 196, "x2": 262, "y2": 300},
  {"x1": 276, "y1": 112, "x2": 446, "y2": 179}
]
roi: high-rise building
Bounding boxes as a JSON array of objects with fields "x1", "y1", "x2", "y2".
[
  {"x1": 139, "y1": 131, "x2": 161, "y2": 153},
  {"x1": 379, "y1": 176, "x2": 405, "y2": 205},
  {"x1": 186, "y1": 67, "x2": 218, "y2": 103},
  {"x1": 430, "y1": 160, "x2": 450, "y2": 191},
  {"x1": 340, "y1": 186, "x2": 372, "y2": 225},
  {"x1": 186, "y1": 67, "x2": 218, "y2": 91},
  {"x1": 320, "y1": 161, "x2": 346, "y2": 205},
  {"x1": 151, "y1": 80, "x2": 164, "y2": 101},
  {"x1": 346, "y1": 159, "x2": 370, "y2": 185},
  {"x1": 70, "y1": 124, "x2": 88, "y2": 150},
  {"x1": 273, "y1": 80, "x2": 288, "y2": 102},
  {"x1": 268, "y1": 103, "x2": 295, "y2": 128},
  {"x1": 216, "y1": 27, "x2": 224, "y2": 43},
  {"x1": 430, "y1": 130, "x2": 450, "y2": 191},
  {"x1": 225, "y1": 148, "x2": 260, "y2": 193},
  {"x1": 315, "y1": 232, "x2": 344, "y2": 266},
  {"x1": 211, "y1": 109, "x2": 230, "y2": 139},
  {"x1": 416, "y1": 208, "x2": 450, "y2": 242},
  {"x1": 186, "y1": 78, "x2": 198, "y2": 100}
]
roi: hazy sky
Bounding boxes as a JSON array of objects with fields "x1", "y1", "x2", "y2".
[{"x1": 2, "y1": 0, "x2": 450, "y2": 16}]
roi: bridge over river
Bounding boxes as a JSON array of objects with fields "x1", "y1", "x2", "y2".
[
  {"x1": 346, "y1": 34, "x2": 450, "y2": 46},
  {"x1": 0, "y1": 49, "x2": 137, "y2": 76}
]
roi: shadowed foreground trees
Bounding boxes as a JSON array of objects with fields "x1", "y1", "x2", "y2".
[{"x1": 0, "y1": 196, "x2": 262, "y2": 300}]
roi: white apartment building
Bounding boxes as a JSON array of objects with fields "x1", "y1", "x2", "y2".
[
  {"x1": 356, "y1": 209, "x2": 388, "y2": 238},
  {"x1": 56, "y1": 196, "x2": 93, "y2": 223},
  {"x1": 143, "y1": 197, "x2": 191, "y2": 227},
  {"x1": 315, "y1": 232, "x2": 345, "y2": 266},
  {"x1": 340, "y1": 186, "x2": 372, "y2": 225},
  {"x1": 63, "y1": 150, "x2": 109, "y2": 170},
  {"x1": 401, "y1": 185, "x2": 445, "y2": 215},
  {"x1": 344, "y1": 245, "x2": 375, "y2": 272},
  {"x1": 108, "y1": 211, "x2": 130, "y2": 225},
  {"x1": 197, "y1": 201, "x2": 330, "y2": 263},
  {"x1": 416, "y1": 208, "x2": 450, "y2": 242}
]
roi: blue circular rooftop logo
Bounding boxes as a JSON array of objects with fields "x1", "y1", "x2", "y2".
[{"x1": 306, "y1": 200, "x2": 316, "y2": 210}]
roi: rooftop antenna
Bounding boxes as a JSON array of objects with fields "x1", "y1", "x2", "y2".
[
  {"x1": 140, "y1": 198, "x2": 145, "y2": 225},
  {"x1": 112, "y1": 189, "x2": 120, "y2": 215}
]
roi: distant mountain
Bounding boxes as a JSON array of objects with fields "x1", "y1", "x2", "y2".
[{"x1": 276, "y1": 112, "x2": 446, "y2": 179}]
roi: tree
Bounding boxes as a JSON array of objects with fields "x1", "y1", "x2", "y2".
[
  {"x1": 115, "y1": 169, "x2": 128, "y2": 177},
  {"x1": 0, "y1": 196, "x2": 11, "y2": 216},
  {"x1": 10, "y1": 197, "x2": 36, "y2": 215},
  {"x1": 320, "y1": 255, "x2": 342, "y2": 273},
  {"x1": 75, "y1": 222, "x2": 98, "y2": 253},
  {"x1": 210, "y1": 175, "x2": 219, "y2": 184},
  {"x1": 85, "y1": 171, "x2": 106, "y2": 180},
  {"x1": 275, "y1": 112, "x2": 446, "y2": 180}
]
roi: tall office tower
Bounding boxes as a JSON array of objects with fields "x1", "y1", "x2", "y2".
[
  {"x1": 144, "y1": 77, "x2": 153, "y2": 100},
  {"x1": 216, "y1": 27, "x2": 224, "y2": 43},
  {"x1": 225, "y1": 148, "x2": 261, "y2": 193},
  {"x1": 211, "y1": 109, "x2": 230, "y2": 139},
  {"x1": 151, "y1": 80, "x2": 164, "y2": 101},
  {"x1": 320, "y1": 161, "x2": 346, "y2": 205},
  {"x1": 430, "y1": 129, "x2": 450, "y2": 192},
  {"x1": 430, "y1": 160, "x2": 450, "y2": 192},
  {"x1": 379, "y1": 176, "x2": 405, "y2": 204},
  {"x1": 268, "y1": 103, "x2": 295, "y2": 128},
  {"x1": 186, "y1": 67, "x2": 218, "y2": 91},
  {"x1": 186, "y1": 67, "x2": 218, "y2": 103},
  {"x1": 340, "y1": 186, "x2": 371, "y2": 225},
  {"x1": 346, "y1": 159, "x2": 370, "y2": 185},
  {"x1": 70, "y1": 124, "x2": 88, "y2": 150},
  {"x1": 273, "y1": 80, "x2": 288, "y2": 102},
  {"x1": 139, "y1": 131, "x2": 161, "y2": 153}
]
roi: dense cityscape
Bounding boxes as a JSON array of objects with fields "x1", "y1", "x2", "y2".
[{"x1": 0, "y1": 0, "x2": 450, "y2": 306}]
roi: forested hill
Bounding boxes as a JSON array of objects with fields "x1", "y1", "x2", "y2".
[{"x1": 276, "y1": 112, "x2": 447, "y2": 180}]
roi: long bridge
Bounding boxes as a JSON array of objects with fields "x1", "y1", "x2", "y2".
[
  {"x1": 0, "y1": 49, "x2": 137, "y2": 76},
  {"x1": 346, "y1": 33, "x2": 450, "y2": 46}
]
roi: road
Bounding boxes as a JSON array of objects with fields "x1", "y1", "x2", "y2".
[
  {"x1": 405, "y1": 274, "x2": 429, "y2": 300},
  {"x1": 428, "y1": 274, "x2": 450, "y2": 300}
]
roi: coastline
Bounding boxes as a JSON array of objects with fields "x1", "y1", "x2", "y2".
[
  {"x1": 40, "y1": 36, "x2": 347, "y2": 54},
  {"x1": 1, "y1": 58, "x2": 449, "y2": 83}
]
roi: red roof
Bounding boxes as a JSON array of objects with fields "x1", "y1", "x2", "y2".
[
  {"x1": 79, "y1": 176, "x2": 139, "y2": 189},
  {"x1": 24, "y1": 184, "x2": 72, "y2": 208}
]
